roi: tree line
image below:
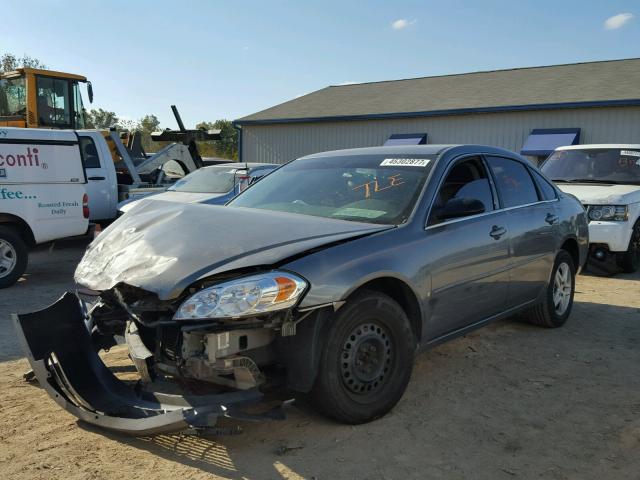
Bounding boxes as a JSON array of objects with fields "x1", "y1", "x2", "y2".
[{"x1": 1, "y1": 52, "x2": 238, "y2": 159}]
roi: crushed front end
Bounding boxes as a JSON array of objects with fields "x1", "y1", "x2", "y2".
[{"x1": 15, "y1": 270, "x2": 328, "y2": 435}]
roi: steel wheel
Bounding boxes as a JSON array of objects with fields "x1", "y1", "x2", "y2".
[
  {"x1": 0, "y1": 238, "x2": 17, "y2": 279},
  {"x1": 553, "y1": 262, "x2": 572, "y2": 315},
  {"x1": 310, "y1": 290, "x2": 416, "y2": 424},
  {"x1": 341, "y1": 322, "x2": 392, "y2": 395}
]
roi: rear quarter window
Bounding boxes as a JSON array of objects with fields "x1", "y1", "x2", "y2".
[{"x1": 531, "y1": 170, "x2": 557, "y2": 200}]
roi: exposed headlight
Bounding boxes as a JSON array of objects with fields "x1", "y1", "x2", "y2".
[
  {"x1": 587, "y1": 205, "x2": 628, "y2": 222},
  {"x1": 174, "y1": 272, "x2": 307, "y2": 320}
]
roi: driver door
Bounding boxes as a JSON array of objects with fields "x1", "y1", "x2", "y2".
[{"x1": 424, "y1": 156, "x2": 511, "y2": 339}]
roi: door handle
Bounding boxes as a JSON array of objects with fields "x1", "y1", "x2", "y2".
[
  {"x1": 489, "y1": 225, "x2": 506, "y2": 240},
  {"x1": 545, "y1": 213, "x2": 559, "y2": 225},
  {"x1": 88, "y1": 176, "x2": 106, "y2": 181}
]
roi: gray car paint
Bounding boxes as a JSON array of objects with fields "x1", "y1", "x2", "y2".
[
  {"x1": 75, "y1": 199, "x2": 392, "y2": 300},
  {"x1": 75, "y1": 144, "x2": 588, "y2": 344},
  {"x1": 282, "y1": 145, "x2": 588, "y2": 343}
]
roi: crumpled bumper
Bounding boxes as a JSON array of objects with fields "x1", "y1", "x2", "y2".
[{"x1": 13, "y1": 292, "x2": 283, "y2": 436}]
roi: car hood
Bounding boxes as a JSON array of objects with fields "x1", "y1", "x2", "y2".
[
  {"x1": 75, "y1": 200, "x2": 392, "y2": 300},
  {"x1": 119, "y1": 191, "x2": 225, "y2": 213},
  {"x1": 557, "y1": 184, "x2": 640, "y2": 205}
]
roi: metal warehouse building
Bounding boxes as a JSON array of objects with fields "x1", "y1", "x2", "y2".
[{"x1": 235, "y1": 58, "x2": 640, "y2": 165}]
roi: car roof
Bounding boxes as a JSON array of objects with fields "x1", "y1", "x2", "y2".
[
  {"x1": 300, "y1": 144, "x2": 524, "y2": 160},
  {"x1": 556, "y1": 144, "x2": 640, "y2": 151},
  {"x1": 202, "y1": 162, "x2": 278, "y2": 170}
]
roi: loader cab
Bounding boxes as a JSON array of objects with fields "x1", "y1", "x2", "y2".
[{"x1": 0, "y1": 68, "x2": 92, "y2": 130}]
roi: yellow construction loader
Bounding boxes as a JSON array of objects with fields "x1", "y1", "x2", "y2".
[{"x1": 0, "y1": 67, "x2": 93, "y2": 129}]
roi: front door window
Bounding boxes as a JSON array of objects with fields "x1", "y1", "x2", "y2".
[{"x1": 36, "y1": 77, "x2": 71, "y2": 128}]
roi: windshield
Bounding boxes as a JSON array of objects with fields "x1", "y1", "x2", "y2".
[
  {"x1": 542, "y1": 148, "x2": 640, "y2": 185},
  {"x1": 168, "y1": 166, "x2": 241, "y2": 193},
  {"x1": 229, "y1": 154, "x2": 435, "y2": 225},
  {"x1": 0, "y1": 77, "x2": 26, "y2": 117}
]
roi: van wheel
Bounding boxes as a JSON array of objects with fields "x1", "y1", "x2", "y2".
[
  {"x1": 310, "y1": 291, "x2": 416, "y2": 424},
  {"x1": 526, "y1": 250, "x2": 575, "y2": 328},
  {"x1": 617, "y1": 221, "x2": 640, "y2": 273},
  {"x1": 0, "y1": 226, "x2": 28, "y2": 288}
]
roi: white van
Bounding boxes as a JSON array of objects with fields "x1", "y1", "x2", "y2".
[{"x1": 0, "y1": 127, "x2": 89, "y2": 287}]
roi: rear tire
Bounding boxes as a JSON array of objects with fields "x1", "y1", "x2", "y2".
[
  {"x1": 526, "y1": 250, "x2": 575, "y2": 328},
  {"x1": 617, "y1": 221, "x2": 640, "y2": 273},
  {"x1": 0, "y1": 226, "x2": 28, "y2": 289},
  {"x1": 310, "y1": 290, "x2": 416, "y2": 424}
]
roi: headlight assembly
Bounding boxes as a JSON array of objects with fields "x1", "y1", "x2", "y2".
[
  {"x1": 587, "y1": 205, "x2": 628, "y2": 222},
  {"x1": 174, "y1": 271, "x2": 307, "y2": 320}
]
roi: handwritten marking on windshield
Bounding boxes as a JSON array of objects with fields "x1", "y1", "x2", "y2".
[{"x1": 352, "y1": 174, "x2": 405, "y2": 199}]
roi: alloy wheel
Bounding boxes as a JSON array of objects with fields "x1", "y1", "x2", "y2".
[
  {"x1": 553, "y1": 262, "x2": 572, "y2": 315},
  {"x1": 0, "y1": 239, "x2": 17, "y2": 279},
  {"x1": 631, "y1": 227, "x2": 640, "y2": 265}
]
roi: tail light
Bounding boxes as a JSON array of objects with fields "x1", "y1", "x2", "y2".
[
  {"x1": 237, "y1": 175, "x2": 252, "y2": 193},
  {"x1": 82, "y1": 193, "x2": 90, "y2": 219}
]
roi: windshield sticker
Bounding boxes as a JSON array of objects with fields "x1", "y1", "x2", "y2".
[
  {"x1": 333, "y1": 207, "x2": 386, "y2": 218},
  {"x1": 621, "y1": 150, "x2": 640, "y2": 158},
  {"x1": 352, "y1": 174, "x2": 405, "y2": 199},
  {"x1": 380, "y1": 158, "x2": 430, "y2": 167}
]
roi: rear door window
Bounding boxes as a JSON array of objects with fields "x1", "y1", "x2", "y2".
[{"x1": 487, "y1": 156, "x2": 539, "y2": 208}]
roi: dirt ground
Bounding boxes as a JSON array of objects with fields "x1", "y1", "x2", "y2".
[{"x1": 1, "y1": 240, "x2": 639, "y2": 480}]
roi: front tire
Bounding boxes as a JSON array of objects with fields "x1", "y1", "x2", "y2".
[
  {"x1": 617, "y1": 221, "x2": 640, "y2": 273},
  {"x1": 310, "y1": 290, "x2": 416, "y2": 424},
  {"x1": 526, "y1": 250, "x2": 575, "y2": 328},
  {"x1": 0, "y1": 226, "x2": 28, "y2": 289}
]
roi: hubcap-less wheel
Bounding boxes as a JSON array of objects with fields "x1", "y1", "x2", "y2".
[
  {"x1": 0, "y1": 239, "x2": 17, "y2": 279},
  {"x1": 341, "y1": 322, "x2": 392, "y2": 395},
  {"x1": 553, "y1": 262, "x2": 572, "y2": 315}
]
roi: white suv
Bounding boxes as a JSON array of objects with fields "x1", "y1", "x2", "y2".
[{"x1": 541, "y1": 144, "x2": 640, "y2": 272}]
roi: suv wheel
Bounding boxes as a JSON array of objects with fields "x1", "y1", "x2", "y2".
[
  {"x1": 0, "y1": 226, "x2": 28, "y2": 289},
  {"x1": 310, "y1": 290, "x2": 416, "y2": 424},
  {"x1": 526, "y1": 250, "x2": 575, "y2": 328},
  {"x1": 618, "y1": 221, "x2": 640, "y2": 273}
]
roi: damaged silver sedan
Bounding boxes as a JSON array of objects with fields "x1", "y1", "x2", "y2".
[{"x1": 15, "y1": 145, "x2": 589, "y2": 435}]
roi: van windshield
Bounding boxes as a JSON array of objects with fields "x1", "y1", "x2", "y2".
[
  {"x1": 229, "y1": 154, "x2": 435, "y2": 225},
  {"x1": 542, "y1": 148, "x2": 640, "y2": 185},
  {"x1": 0, "y1": 77, "x2": 26, "y2": 117}
]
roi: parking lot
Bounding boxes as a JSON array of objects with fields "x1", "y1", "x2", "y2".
[{"x1": 0, "y1": 240, "x2": 638, "y2": 480}]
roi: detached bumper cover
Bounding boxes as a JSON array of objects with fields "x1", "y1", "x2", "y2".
[{"x1": 13, "y1": 292, "x2": 281, "y2": 435}]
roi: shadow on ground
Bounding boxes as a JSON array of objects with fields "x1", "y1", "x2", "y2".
[{"x1": 69, "y1": 300, "x2": 640, "y2": 480}]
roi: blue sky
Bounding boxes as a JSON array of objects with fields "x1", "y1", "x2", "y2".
[{"x1": 3, "y1": 0, "x2": 639, "y2": 127}]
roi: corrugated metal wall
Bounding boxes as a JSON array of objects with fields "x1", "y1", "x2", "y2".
[{"x1": 241, "y1": 106, "x2": 640, "y2": 164}]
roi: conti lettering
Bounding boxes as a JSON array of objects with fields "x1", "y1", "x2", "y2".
[{"x1": 0, "y1": 147, "x2": 40, "y2": 167}]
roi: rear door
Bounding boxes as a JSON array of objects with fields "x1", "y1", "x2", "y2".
[
  {"x1": 486, "y1": 156, "x2": 558, "y2": 308},
  {"x1": 425, "y1": 155, "x2": 511, "y2": 338},
  {"x1": 78, "y1": 134, "x2": 112, "y2": 221}
]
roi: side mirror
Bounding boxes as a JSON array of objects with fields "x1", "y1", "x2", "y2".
[
  {"x1": 87, "y1": 81, "x2": 94, "y2": 104},
  {"x1": 436, "y1": 197, "x2": 485, "y2": 220}
]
